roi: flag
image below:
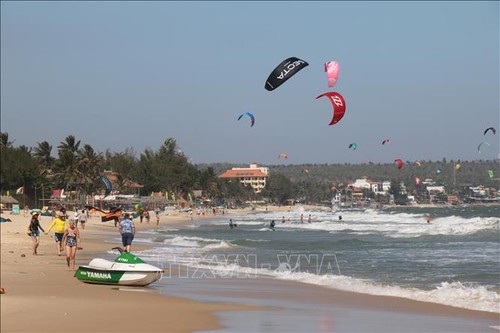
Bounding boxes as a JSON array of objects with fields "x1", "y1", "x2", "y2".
[{"x1": 16, "y1": 186, "x2": 24, "y2": 194}]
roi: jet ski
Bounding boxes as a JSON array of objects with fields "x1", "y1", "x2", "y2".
[{"x1": 75, "y1": 248, "x2": 163, "y2": 287}]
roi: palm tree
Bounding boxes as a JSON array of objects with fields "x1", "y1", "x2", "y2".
[
  {"x1": 77, "y1": 144, "x2": 104, "y2": 194},
  {"x1": 57, "y1": 135, "x2": 81, "y2": 154},
  {"x1": 33, "y1": 141, "x2": 55, "y2": 168},
  {"x1": 0, "y1": 132, "x2": 14, "y2": 148}
]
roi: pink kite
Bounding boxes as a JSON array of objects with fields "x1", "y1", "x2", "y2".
[
  {"x1": 316, "y1": 92, "x2": 347, "y2": 126},
  {"x1": 324, "y1": 61, "x2": 340, "y2": 88}
]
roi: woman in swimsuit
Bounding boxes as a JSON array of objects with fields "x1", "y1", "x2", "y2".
[
  {"x1": 61, "y1": 219, "x2": 81, "y2": 272},
  {"x1": 28, "y1": 212, "x2": 45, "y2": 255}
]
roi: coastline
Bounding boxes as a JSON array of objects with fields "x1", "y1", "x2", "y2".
[{"x1": 2, "y1": 207, "x2": 499, "y2": 333}]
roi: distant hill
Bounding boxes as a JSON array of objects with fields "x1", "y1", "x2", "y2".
[{"x1": 196, "y1": 160, "x2": 499, "y2": 188}]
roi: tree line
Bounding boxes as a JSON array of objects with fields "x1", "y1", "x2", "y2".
[{"x1": 1, "y1": 132, "x2": 498, "y2": 208}]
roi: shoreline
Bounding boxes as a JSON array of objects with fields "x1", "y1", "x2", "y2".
[{"x1": 2, "y1": 207, "x2": 499, "y2": 332}]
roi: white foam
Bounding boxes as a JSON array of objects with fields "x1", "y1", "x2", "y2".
[
  {"x1": 187, "y1": 260, "x2": 500, "y2": 314},
  {"x1": 229, "y1": 209, "x2": 499, "y2": 238}
]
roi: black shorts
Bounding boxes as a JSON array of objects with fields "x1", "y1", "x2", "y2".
[{"x1": 55, "y1": 233, "x2": 64, "y2": 242}]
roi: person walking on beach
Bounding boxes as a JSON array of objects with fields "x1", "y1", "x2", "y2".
[
  {"x1": 61, "y1": 219, "x2": 81, "y2": 272},
  {"x1": 155, "y1": 207, "x2": 160, "y2": 226},
  {"x1": 119, "y1": 213, "x2": 135, "y2": 252},
  {"x1": 73, "y1": 210, "x2": 80, "y2": 227},
  {"x1": 144, "y1": 210, "x2": 150, "y2": 224},
  {"x1": 28, "y1": 212, "x2": 45, "y2": 255},
  {"x1": 300, "y1": 214, "x2": 304, "y2": 224},
  {"x1": 79, "y1": 209, "x2": 87, "y2": 229},
  {"x1": 45, "y1": 211, "x2": 67, "y2": 256},
  {"x1": 308, "y1": 214, "x2": 312, "y2": 223}
]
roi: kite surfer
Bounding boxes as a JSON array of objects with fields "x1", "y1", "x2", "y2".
[{"x1": 269, "y1": 220, "x2": 276, "y2": 231}]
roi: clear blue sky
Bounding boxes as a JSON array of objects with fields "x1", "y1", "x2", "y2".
[{"x1": 1, "y1": 1, "x2": 498, "y2": 165}]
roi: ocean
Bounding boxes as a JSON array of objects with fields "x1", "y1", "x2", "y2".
[{"x1": 129, "y1": 205, "x2": 499, "y2": 314}]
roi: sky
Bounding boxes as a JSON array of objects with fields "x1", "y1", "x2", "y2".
[{"x1": 1, "y1": 1, "x2": 499, "y2": 165}]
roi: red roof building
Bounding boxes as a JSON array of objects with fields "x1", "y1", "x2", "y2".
[{"x1": 218, "y1": 163, "x2": 269, "y2": 193}]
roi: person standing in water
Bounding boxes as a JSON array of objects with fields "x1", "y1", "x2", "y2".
[
  {"x1": 270, "y1": 220, "x2": 276, "y2": 231},
  {"x1": 229, "y1": 219, "x2": 235, "y2": 229}
]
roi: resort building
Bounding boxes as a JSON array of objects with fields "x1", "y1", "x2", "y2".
[
  {"x1": 218, "y1": 163, "x2": 269, "y2": 193},
  {"x1": 348, "y1": 177, "x2": 391, "y2": 195}
]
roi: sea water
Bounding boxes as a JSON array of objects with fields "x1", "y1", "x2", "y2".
[{"x1": 129, "y1": 206, "x2": 500, "y2": 314}]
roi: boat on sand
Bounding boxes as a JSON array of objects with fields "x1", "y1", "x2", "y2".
[{"x1": 75, "y1": 249, "x2": 163, "y2": 287}]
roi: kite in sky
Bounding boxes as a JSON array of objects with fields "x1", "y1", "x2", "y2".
[
  {"x1": 265, "y1": 57, "x2": 309, "y2": 91},
  {"x1": 394, "y1": 159, "x2": 404, "y2": 169},
  {"x1": 278, "y1": 153, "x2": 288, "y2": 159},
  {"x1": 349, "y1": 143, "x2": 357, "y2": 150},
  {"x1": 324, "y1": 61, "x2": 340, "y2": 88},
  {"x1": 316, "y1": 92, "x2": 347, "y2": 126},
  {"x1": 484, "y1": 127, "x2": 496, "y2": 135},
  {"x1": 237, "y1": 112, "x2": 255, "y2": 127},
  {"x1": 381, "y1": 139, "x2": 391, "y2": 145},
  {"x1": 477, "y1": 141, "x2": 490, "y2": 153}
]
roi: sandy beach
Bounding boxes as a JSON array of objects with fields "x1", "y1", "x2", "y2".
[
  {"x1": 1, "y1": 206, "x2": 499, "y2": 333},
  {"x1": 0, "y1": 210, "x2": 259, "y2": 333}
]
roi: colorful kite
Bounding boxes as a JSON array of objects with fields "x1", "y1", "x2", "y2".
[
  {"x1": 84, "y1": 205, "x2": 122, "y2": 224},
  {"x1": 324, "y1": 61, "x2": 340, "y2": 88},
  {"x1": 237, "y1": 112, "x2": 255, "y2": 127},
  {"x1": 278, "y1": 153, "x2": 288, "y2": 159},
  {"x1": 381, "y1": 139, "x2": 391, "y2": 145},
  {"x1": 316, "y1": 92, "x2": 347, "y2": 126},
  {"x1": 394, "y1": 159, "x2": 404, "y2": 169},
  {"x1": 99, "y1": 176, "x2": 112, "y2": 197}
]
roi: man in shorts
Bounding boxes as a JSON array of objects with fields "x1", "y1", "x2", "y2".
[
  {"x1": 119, "y1": 213, "x2": 135, "y2": 252},
  {"x1": 79, "y1": 209, "x2": 87, "y2": 229},
  {"x1": 45, "y1": 211, "x2": 67, "y2": 256}
]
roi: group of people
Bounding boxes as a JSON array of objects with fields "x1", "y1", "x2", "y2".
[
  {"x1": 28, "y1": 208, "x2": 81, "y2": 271},
  {"x1": 138, "y1": 207, "x2": 161, "y2": 226},
  {"x1": 27, "y1": 207, "x2": 139, "y2": 272}
]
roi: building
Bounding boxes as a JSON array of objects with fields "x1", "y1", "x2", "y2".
[
  {"x1": 348, "y1": 177, "x2": 391, "y2": 195},
  {"x1": 218, "y1": 163, "x2": 269, "y2": 193}
]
